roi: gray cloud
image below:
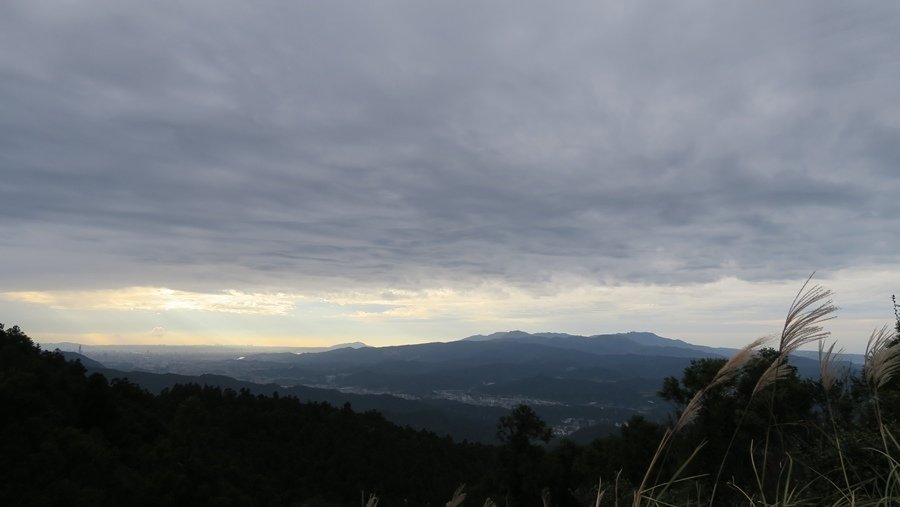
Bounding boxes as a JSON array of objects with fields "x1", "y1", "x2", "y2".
[{"x1": 1, "y1": 1, "x2": 899, "y2": 293}]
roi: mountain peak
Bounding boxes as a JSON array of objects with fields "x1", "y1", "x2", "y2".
[{"x1": 462, "y1": 330, "x2": 533, "y2": 341}]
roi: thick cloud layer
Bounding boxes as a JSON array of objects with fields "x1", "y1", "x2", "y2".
[{"x1": 2, "y1": 1, "x2": 899, "y2": 295}]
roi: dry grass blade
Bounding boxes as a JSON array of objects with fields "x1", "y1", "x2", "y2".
[
  {"x1": 594, "y1": 477, "x2": 605, "y2": 507},
  {"x1": 364, "y1": 492, "x2": 379, "y2": 507},
  {"x1": 483, "y1": 498, "x2": 497, "y2": 507},
  {"x1": 641, "y1": 443, "x2": 708, "y2": 503},
  {"x1": 634, "y1": 429, "x2": 674, "y2": 507},
  {"x1": 865, "y1": 324, "x2": 900, "y2": 391},
  {"x1": 614, "y1": 470, "x2": 621, "y2": 507},
  {"x1": 446, "y1": 484, "x2": 466, "y2": 507}
]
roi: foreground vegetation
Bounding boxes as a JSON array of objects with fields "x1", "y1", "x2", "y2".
[
  {"x1": 616, "y1": 282, "x2": 900, "y2": 506},
  {"x1": 2, "y1": 281, "x2": 899, "y2": 506}
]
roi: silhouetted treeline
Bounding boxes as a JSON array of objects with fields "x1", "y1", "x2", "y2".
[{"x1": 0, "y1": 324, "x2": 495, "y2": 506}]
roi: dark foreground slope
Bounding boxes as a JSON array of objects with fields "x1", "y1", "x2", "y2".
[{"x1": 0, "y1": 324, "x2": 495, "y2": 506}]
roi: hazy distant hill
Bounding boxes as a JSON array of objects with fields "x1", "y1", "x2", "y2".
[
  {"x1": 40, "y1": 340, "x2": 369, "y2": 376},
  {"x1": 41, "y1": 341, "x2": 368, "y2": 356},
  {"x1": 59, "y1": 351, "x2": 105, "y2": 369}
]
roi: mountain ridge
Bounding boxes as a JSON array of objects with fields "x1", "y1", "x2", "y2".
[{"x1": 63, "y1": 329, "x2": 851, "y2": 443}]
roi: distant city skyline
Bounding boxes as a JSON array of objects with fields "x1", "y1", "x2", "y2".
[{"x1": 2, "y1": 2, "x2": 898, "y2": 353}]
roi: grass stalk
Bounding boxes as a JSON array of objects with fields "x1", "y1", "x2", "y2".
[{"x1": 758, "y1": 273, "x2": 836, "y2": 497}]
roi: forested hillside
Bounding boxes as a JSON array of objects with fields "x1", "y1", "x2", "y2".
[{"x1": 0, "y1": 324, "x2": 494, "y2": 506}]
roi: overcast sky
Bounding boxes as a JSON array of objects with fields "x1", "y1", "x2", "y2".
[{"x1": 1, "y1": 1, "x2": 898, "y2": 351}]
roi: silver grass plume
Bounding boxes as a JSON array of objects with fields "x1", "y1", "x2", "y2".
[
  {"x1": 777, "y1": 275, "x2": 837, "y2": 355},
  {"x1": 864, "y1": 324, "x2": 900, "y2": 391},
  {"x1": 711, "y1": 335, "x2": 772, "y2": 389},
  {"x1": 753, "y1": 275, "x2": 837, "y2": 395},
  {"x1": 818, "y1": 340, "x2": 843, "y2": 392},
  {"x1": 674, "y1": 336, "x2": 770, "y2": 432},
  {"x1": 752, "y1": 356, "x2": 793, "y2": 396},
  {"x1": 445, "y1": 484, "x2": 466, "y2": 507}
]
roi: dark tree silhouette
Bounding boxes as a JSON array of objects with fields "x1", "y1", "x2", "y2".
[{"x1": 496, "y1": 404, "x2": 552, "y2": 506}]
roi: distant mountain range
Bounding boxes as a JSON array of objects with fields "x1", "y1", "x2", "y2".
[{"x1": 56, "y1": 330, "x2": 857, "y2": 443}]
